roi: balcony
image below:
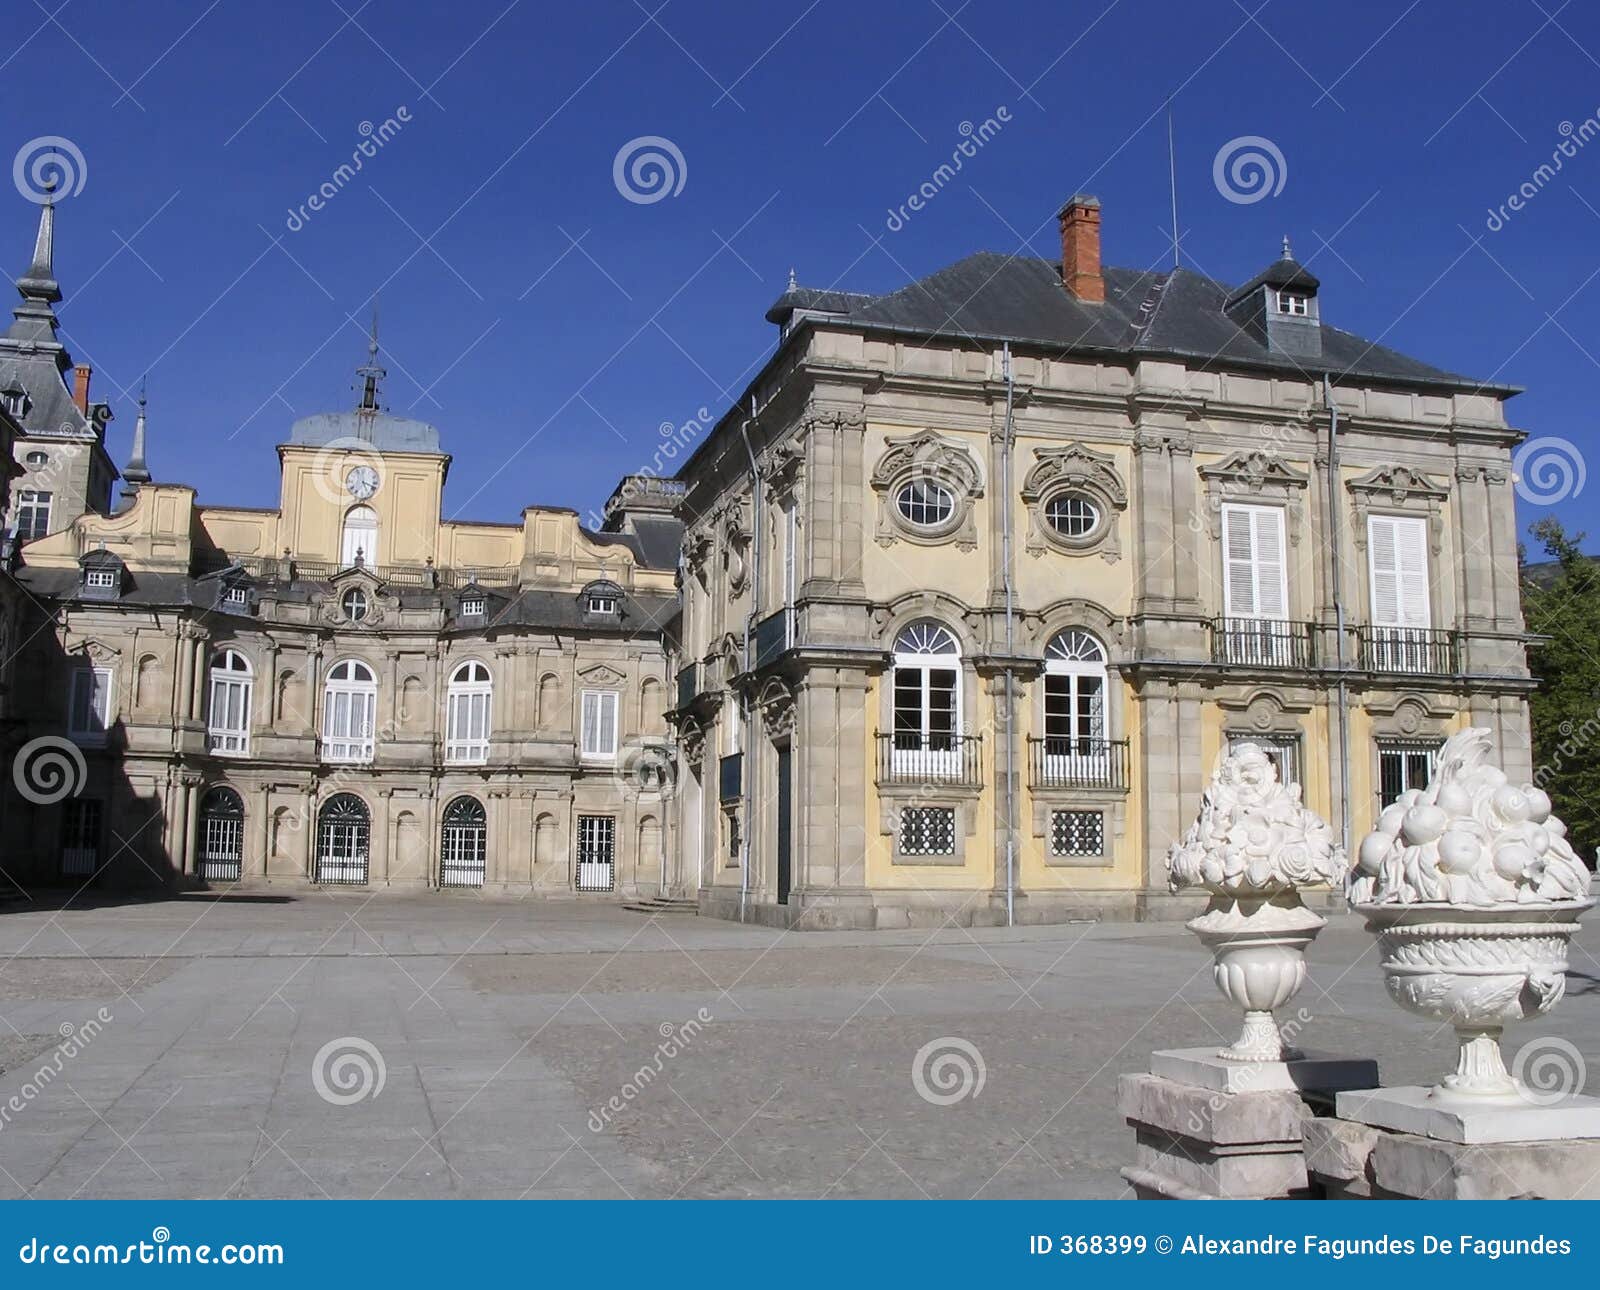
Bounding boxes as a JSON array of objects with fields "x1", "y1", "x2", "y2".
[
  {"x1": 753, "y1": 607, "x2": 795, "y2": 670},
  {"x1": 1357, "y1": 626, "x2": 1459, "y2": 675},
  {"x1": 676, "y1": 662, "x2": 700, "y2": 712},
  {"x1": 1028, "y1": 737, "x2": 1130, "y2": 791},
  {"x1": 875, "y1": 731, "x2": 983, "y2": 787},
  {"x1": 1210, "y1": 617, "x2": 1315, "y2": 669}
]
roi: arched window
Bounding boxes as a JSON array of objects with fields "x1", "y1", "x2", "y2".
[
  {"x1": 322, "y1": 659, "x2": 377, "y2": 763},
  {"x1": 315, "y1": 793, "x2": 369, "y2": 885},
  {"x1": 890, "y1": 620, "x2": 961, "y2": 774},
  {"x1": 446, "y1": 661, "x2": 492, "y2": 764},
  {"x1": 440, "y1": 796, "x2": 487, "y2": 888},
  {"x1": 1042, "y1": 630, "x2": 1108, "y2": 779},
  {"x1": 206, "y1": 649, "x2": 253, "y2": 755},
  {"x1": 340, "y1": 504, "x2": 378, "y2": 568},
  {"x1": 197, "y1": 786, "x2": 244, "y2": 882}
]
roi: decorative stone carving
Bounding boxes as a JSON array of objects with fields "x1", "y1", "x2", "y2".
[
  {"x1": 758, "y1": 679, "x2": 796, "y2": 738},
  {"x1": 1198, "y1": 451, "x2": 1310, "y2": 547},
  {"x1": 1347, "y1": 727, "x2": 1593, "y2": 1100},
  {"x1": 1019, "y1": 443, "x2": 1128, "y2": 562},
  {"x1": 1168, "y1": 743, "x2": 1345, "y2": 1062},
  {"x1": 1347, "y1": 464, "x2": 1449, "y2": 556},
  {"x1": 868, "y1": 431, "x2": 984, "y2": 550}
]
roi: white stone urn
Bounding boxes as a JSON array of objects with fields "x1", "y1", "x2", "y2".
[
  {"x1": 1348, "y1": 727, "x2": 1594, "y2": 1102},
  {"x1": 1168, "y1": 743, "x2": 1346, "y2": 1062}
]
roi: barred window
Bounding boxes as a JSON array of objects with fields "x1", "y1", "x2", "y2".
[
  {"x1": 577, "y1": 814, "x2": 616, "y2": 891},
  {"x1": 1377, "y1": 739, "x2": 1440, "y2": 808},
  {"x1": 899, "y1": 806, "x2": 956, "y2": 856},
  {"x1": 1050, "y1": 809, "x2": 1104, "y2": 858}
]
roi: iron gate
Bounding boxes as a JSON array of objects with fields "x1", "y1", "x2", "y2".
[
  {"x1": 315, "y1": 793, "x2": 370, "y2": 885},
  {"x1": 198, "y1": 787, "x2": 244, "y2": 882},
  {"x1": 60, "y1": 799, "x2": 101, "y2": 877},
  {"x1": 440, "y1": 796, "x2": 486, "y2": 888},
  {"x1": 575, "y1": 814, "x2": 615, "y2": 892}
]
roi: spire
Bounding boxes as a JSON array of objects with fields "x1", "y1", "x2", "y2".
[
  {"x1": 1281, "y1": 233, "x2": 1294, "y2": 261},
  {"x1": 354, "y1": 293, "x2": 385, "y2": 426},
  {"x1": 787, "y1": 266, "x2": 797, "y2": 292},
  {"x1": 16, "y1": 178, "x2": 61, "y2": 305},
  {"x1": 119, "y1": 377, "x2": 151, "y2": 502}
]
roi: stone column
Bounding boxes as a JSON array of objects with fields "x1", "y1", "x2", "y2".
[
  {"x1": 180, "y1": 774, "x2": 201, "y2": 877},
  {"x1": 793, "y1": 661, "x2": 874, "y2": 928}
]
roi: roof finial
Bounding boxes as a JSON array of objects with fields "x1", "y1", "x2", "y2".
[
  {"x1": 120, "y1": 374, "x2": 151, "y2": 500},
  {"x1": 355, "y1": 292, "x2": 385, "y2": 419},
  {"x1": 15, "y1": 172, "x2": 62, "y2": 309},
  {"x1": 1282, "y1": 233, "x2": 1293, "y2": 260},
  {"x1": 787, "y1": 266, "x2": 797, "y2": 292}
]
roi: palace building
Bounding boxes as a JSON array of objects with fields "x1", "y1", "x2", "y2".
[
  {"x1": 1, "y1": 195, "x2": 681, "y2": 897},
  {"x1": 0, "y1": 191, "x2": 1535, "y2": 926},
  {"x1": 667, "y1": 197, "x2": 1531, "y2": 928}
]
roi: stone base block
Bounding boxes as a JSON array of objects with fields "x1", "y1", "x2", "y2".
[
  {"x1": 1338, "y1": 1085, "x2": 1600, "y2": 1144},
  {"x1": 1117, "y1": 1072, "x2": 1317, "y2": 1199},
  {"x1": 1305, "y1": 1115, "x2": 1600, "y2": 1199},
  {"x1": 1151, "y1": 1049, "x2": 1378, "y2": 1096}
]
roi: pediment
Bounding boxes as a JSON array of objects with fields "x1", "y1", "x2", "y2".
[
  {"x1": 577, "y1": 663, "x2": 626, "y2": 687},
  {"x1": 1347, "y1": 464, "x2": 1448, "y2": 502},
  {"x1": 1198, "y1": 451, "x2": 1309, "y2": 489}
]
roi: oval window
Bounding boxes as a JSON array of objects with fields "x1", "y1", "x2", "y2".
[
  {"x1": 895, "y1": 478, "x2": 955, "y2": 529},
  {"x1": 341, "y1": 588, "x2": 370, "y2": 623},
  {"x1": 1045, "y1": 492, "x2": 1101, "y2": 539}
]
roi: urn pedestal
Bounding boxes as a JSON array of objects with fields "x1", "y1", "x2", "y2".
[{"x1": 1187, "y1": 893, "x2": 1325, "y2": 1063}]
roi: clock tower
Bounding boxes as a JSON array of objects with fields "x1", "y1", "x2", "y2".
[{"x1": 275, "y1": 325, "x2": 449, "y2": 570}]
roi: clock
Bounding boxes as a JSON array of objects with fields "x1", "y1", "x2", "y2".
[{"x1": 345, "y1": 465, "x2": 379, "y2": 500}]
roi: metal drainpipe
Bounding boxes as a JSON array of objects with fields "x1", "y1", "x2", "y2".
[
  {"x1": 1324, "y1": 374, "x2": 1351, "y2": 855},
  {"x1": 737, "y1": 397, "x2": 762, "y2": 923},
  {"x1": 1001, "y1": 344, "x2": 1017, "y2": 928}
]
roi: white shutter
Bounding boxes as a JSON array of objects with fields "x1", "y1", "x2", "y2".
[
  {"x1": 581, "y1": 691, "x2": 600, "y2": 756},
  {"x1": 1221, "y1": 505, "x2": 1287, "y2": 620},
  {"x1": 1369, "y1": 515, "x2": 1429, "y2": 627},
  {"x1": 599, "y1": 692, "x2": 618, "y2": 756}
]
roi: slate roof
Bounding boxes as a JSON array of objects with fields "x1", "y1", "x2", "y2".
[
  {"x1": 288, "y1": 410, "x2": 442, "y2": 454},
  {"x1": 764, "y1": 253, "x2": 1517, "y2": 395}
]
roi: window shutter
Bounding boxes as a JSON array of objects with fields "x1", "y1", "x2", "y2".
[
  {"x1": 581, "y1": 691, "x2": 599, "y2": 755},
  {"x1": 599, "y1": 692, "x2": 618, "y2": 754},
  {"x1": 1369, "y1": 516, "x2": 1429, "y2": 627},
  {"x1": 1222, "y1": 505, "x2": 1287, "y2": 619}
]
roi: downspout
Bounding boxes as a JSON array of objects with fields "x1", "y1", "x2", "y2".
[
  {"x1": 1324, "y1": 375, "x2": 1351, "y2": 855},
  {"x1": 737, "y1": 396, "x2": 762, "y2": 923},
  {"x1": 1001, "y1": 344, "x2": 1018, "y2": 928}
]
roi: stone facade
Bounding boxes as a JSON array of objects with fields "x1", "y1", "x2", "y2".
[{"x1": 666, "y1": 201, "x2": 1534, "y2": 930}]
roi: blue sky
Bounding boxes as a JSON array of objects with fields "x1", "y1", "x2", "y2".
[{"x1": 4, "y1": 0, "x2": 1600, "y2": 546}]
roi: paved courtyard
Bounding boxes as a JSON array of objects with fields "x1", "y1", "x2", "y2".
[{"x1": 0, "y1": 891, "x2": 1597, "y2": 1199}]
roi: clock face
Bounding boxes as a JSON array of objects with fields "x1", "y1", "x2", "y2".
[{"x1": 345, "y1": 465, "x2": 379, "y2": 500}]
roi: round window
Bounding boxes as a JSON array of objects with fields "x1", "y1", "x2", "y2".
[
  {"x1": 895, "y1": 478, "x2": 955, "y2": 529},
  {"x1": 1045, "y1": 492, "x2": 1101, "y2": 539},
  {"x1": 24, "y1": 451, "x2": 46, "y2": 467},
  {"x1": 341, "y1": 588, "x2": 370, "y2": 623}
]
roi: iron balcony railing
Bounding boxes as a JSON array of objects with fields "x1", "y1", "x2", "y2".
[
  {"x1": 1210, "y1": 617, "x2": 1316, "y2": 669},
  {"x1": 1028, "y1": 737, "x2": 1130, "y2": 791},
  {"x1": 875, "y1": 731, "x2": 983, "y2": 787},
  {"x1": 1357, "y1": 626, "x2": 1459, "y2": 675}
]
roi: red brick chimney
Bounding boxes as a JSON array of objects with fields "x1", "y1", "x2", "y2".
[
  {"x1": 1059, "y1": 194, "x2": 1104, "y2": 303},
  {"x1": 71, "y1": 364, "x2": 91, "y2": 415}
]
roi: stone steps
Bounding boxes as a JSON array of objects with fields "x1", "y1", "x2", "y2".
[{"x1": 621, "y1": 896, "x2": 700, "y2": 916}]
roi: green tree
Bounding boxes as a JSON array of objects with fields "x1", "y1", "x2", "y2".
[{"x1": 1523, "y1": 517, "x2": 1600, "y2": 865}]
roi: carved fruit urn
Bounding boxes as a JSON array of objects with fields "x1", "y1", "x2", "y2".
[
  {"x1": 1168, "y1": 743, "x2": 1346, "y2": 1062},
  {"x1": 1348, "y1": 728, "x2": 1593, "y2": 1102}
]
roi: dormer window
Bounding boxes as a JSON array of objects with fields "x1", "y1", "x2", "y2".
[
  {"x1": 1275, "y1": 289, "x2": 1309, "y2": 317},
  {"x1": 461, "y1": 596, "x2": 485, "y2": 618},
  {"x1": 85, "y1": 569, "x2": 117, "y2": 591},
  {"x1": 587, "y1": 593, "x2": 617, "y2": 615},
  {"x1": 581, "y1": 580, "x2": 624, "y2": 620},
  {"x1": 1, "y1": 389, "x2": 26, "y2": 419},
  {"x1": 224, "y1": 585, "x2": 249, "y2": 608}
]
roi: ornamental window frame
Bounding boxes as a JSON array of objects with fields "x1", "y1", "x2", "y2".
[
  {"x1": 869, "y1": 431, "x2": 984, "y2": 549},
  {"x1": 1020, "y1": 443, "x2": 1128, "y2": 561}
]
